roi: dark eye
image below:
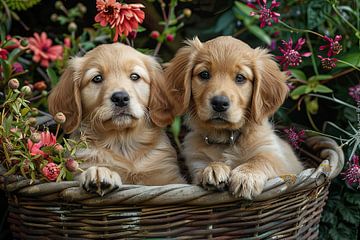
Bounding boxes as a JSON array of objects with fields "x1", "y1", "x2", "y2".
[
  {"x1": 130, "y1": 73, "x2": 140, "y2": 81},
  {"x1": 199, "y1": 71, "x2": 210, "y2": 80},
  {"x1": 235, "y1": 74, "x2": 246, "y2": 84},
  {"x1": 92, "y1": 75, "x2": 103, "y2": 83}
]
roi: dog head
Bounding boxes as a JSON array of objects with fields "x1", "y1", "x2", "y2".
[
  {"x1": 48, "y1": 43, "x2": 173, "y2": 134},
  {"x1": 165, "y1": 36, "x2": 288, "y2": 130}
]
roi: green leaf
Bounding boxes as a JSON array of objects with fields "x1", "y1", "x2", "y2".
[
  {"x1": 321, "y1": 211, "x2": 338, "y2": 226},
  {"x1": 307, "y1": 0, "x2": 331, "y2": 29},
  {"x1": 344, "y1": 192, "x2": 360, "y2": 206},
  {"x1": 290, "y1": 85, "x2": 308, "y2": 97},
  {"x1": 234, "y1": 1, "x2": 253, "y2": 17},
  {"x1": 337, "y1": 51, "x2": 360, "y2": 68},
  {"x1": 313, "y1": 84, "x2": 333, "y2": 93},
  {"x1": 247, "y1": 25, "x2": 271, "y2": 45},
  {"x1": 46, "y1": 68, "x2": 59, "y2": 88},
  {"x1": 290, "y1": 69, "x2": 307, "y2": 81},
  {"x1": 308, "y1": 75, "x2": 332, "y2": 81},
  {"x1": 1, "y1": 59, "x2": 12, "y2": 81},
  {"x1": 8, "y1": 48, "x2": 21, "y2": 63}
]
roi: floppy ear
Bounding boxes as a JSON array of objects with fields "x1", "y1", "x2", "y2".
[
  {"x1": 164, "y1": 37, "x2": 203, "y2": 116},
  {"x1": 48, "y1": 58, "x2": 83, "y2": 133},
  {"x1": 251, "y1": 49, "x2": 288, "y2": 124},
  {"x1": 145, "y1": 58, "x2": 175, "y2": 127}
]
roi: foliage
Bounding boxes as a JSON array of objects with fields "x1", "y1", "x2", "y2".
[{"x1": 3, "y1": 0, "x2": 41, "y2": 11}]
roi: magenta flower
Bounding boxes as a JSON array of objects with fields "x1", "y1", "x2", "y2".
[
  {"x1": 319, "y1": 35, "x2": 342, "y2": 57},
  {"x1": 27, "y1": 131, "x2": 57, "y2": 157},
  {"x1": 318, "y1": 55, "x2": 337, "y2": 70},
  {"x1": 276, "y1": 38, "x2": 312, "y2": 70},
  {"x1": 42, "y1": 162, "x2": 60, "y2": 181},
  {"x1": 12, "y1": 62, "x2": 24, "y2": 73},
  {"x1": 349, "y1": 84, "x2": 360, "y2": 102},
  {"x1": 284, "y1": 127, "x2": 305, "y2": 149},
  {"x1": 0, "y1": 48, "x2": 8, "y2": 59},
  {"x1": 342, "y1": 155, "x2": 360, "y2": 188},
  {"x1": 248, "y1": 0, "x2": 281, "y2": 28}
]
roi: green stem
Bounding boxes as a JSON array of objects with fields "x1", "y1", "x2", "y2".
[
  {"x1": 332, "y1": 4, "x2": 359, "y2": 35},
  {"x1": 309, "y1": 93, "x2": 359, "y2": 110},
  {"x1": 337, "y1": 59, "x2": 360, "y2": 71},
  {"x1": 306, "y1": 108, "x2": 320, "y2": 131},
  {"x1": 278, "y1": 20, "x2": 324, "y2": 38},
  {"x1": 305, "y1": 32, "x2": 319, "y2": 76}
]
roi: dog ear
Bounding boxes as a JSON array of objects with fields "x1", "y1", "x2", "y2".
[
  {"x1": 164, "y1": 37, "x2": 203, "y2": 116},
  {"x1": 48, "y1": 58, "x2": 83, "y2": 133},
  {"x1": 146, "y1": 57, "x2": 175, "y2": 127},
  {"x1": 251, "y1": 49, "x2": 288, "y2": 124}
]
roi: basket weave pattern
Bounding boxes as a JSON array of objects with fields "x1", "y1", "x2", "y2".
[{"x1": 0, "y1": 136, "x2": 344, "y2": 239}]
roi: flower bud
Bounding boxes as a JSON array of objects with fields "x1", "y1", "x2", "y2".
[
  {"x1": 30, "y1": 132, "x2": 41, "y2": 143},
  {"x1": 41, "y1": 90, "x2": 48, "y2": 97},
  {"x1": 166, "y1": 34, "x2": 174, "y2": 42},
  {"x1": 22, "y1": 159, "x2": 30, "y2": 173},
  {"x1": 34, "y1": 81, "x2": 47, "y2": 91},
  {"x1": 55, "y1": 1, "x2": 64, "y2": 10},
  {"x1": 183, "y1": 8, "x2": 192, "y2": 18},
  {"x1": 26, "y1": 117, "x2": 37, "y2": 126},
  {"x1": 77, "y1": 3, "x2": 87, "y2": 14},
  {"x1": 51, "y1": 13, "x2": 58, "y2": 22},
  {"x1": 54, "y1": 112, "x2": 66, "y2": 124},
  {"x1": 21, "y1": 85, "x2": 32, "y2": 96},
  {"x1": 8, "y1": 78, "x2": 19, "y2": 89},
  {"x1": 65, "y1": 158, "x2": 79, "y2": 172},
  {"x1": 68, "y1": 22, "x2": 78, "y2": 32},
  {"x1": 31, "y1": 108, "x2": 39, "y2": 116},
  {"x1": 20, "y1": 38, "x2": 28, "y2": 47},
  {"x1": 54, "y1": 143, "x2": 64, "y2": 153},
  {"x1": 5, "y1": 142, "x2": 13, "y2": 151},
  {"x1": 128, "y1": 31, "x2": 137, "y2": 40},
  {"x1": 150, "y1": 31, "x2": 160, "y2": 39}
]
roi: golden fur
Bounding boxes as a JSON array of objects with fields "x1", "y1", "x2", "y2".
[
  {"x1": 48, "y1": 43, "x2": 184, "y2": 195},
  {"x1": 165, "y1": 36, "x2": 303, "y2": 199}
]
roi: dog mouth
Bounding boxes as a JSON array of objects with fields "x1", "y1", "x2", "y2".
[
  {"x1": 112, "y1": 109, "x2": 137, "y2": 120},
  {"x1": 208, "y1": 114, "x2": 229, "y2": 123}
]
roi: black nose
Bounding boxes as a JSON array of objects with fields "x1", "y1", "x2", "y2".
[
  {"x1": 211, "y1": 95, "x2": 230, "y2": 112},
  {"x1": 111, "y1": 91, "x2": 130, "y2": 107}
]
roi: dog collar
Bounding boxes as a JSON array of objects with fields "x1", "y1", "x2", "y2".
[{"x1": 203, "y1": 130, "x2": 241, "y2": 146}]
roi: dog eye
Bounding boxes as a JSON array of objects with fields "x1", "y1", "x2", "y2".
[
  {"x1": 130, "y1": 73, "x2": 140, "y2": 81},
  {"x1": 235, "y1": 74, "x2": 246, "y2": 84},
  {"x1": 92, "y1": 75, "x2": 103, "y2": 83},
  {"x1": 199, "y1": 71, "x2": 210, "y2": 80}
]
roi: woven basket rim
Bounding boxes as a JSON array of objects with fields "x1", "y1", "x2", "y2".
[{"x1": 0, "y1": 136, "x2": 344, "y2": 206}]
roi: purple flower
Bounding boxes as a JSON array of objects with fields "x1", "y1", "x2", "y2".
[
  {"x1": 12, "y1": 62, "x2": 24, "y2": 73},
  {"x1": 342, "y1": 155, "x2": 360, "y2": 188},
  {"x1": 318, "y1": 55, "x2": 337, "y2": 70},
  {"x1": 348, "y1": 84, "x2": 360, "y2": 102},
  {"x1": 276, "y1": 38, "x2": 312, "y2": 70},
  {"x1": 248, "y1": 0, "x2": 281, "y2": 28},
  {"x1": 284, "y1": 127, "x2": 305, "y2": 149},
  {"x1": 319, "y1": 35, "x2": 342, "y2": 57}
]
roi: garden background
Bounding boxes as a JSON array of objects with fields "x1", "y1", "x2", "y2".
[{"x1": 0, "y1": 0, "x2": 359, "y2": 239}]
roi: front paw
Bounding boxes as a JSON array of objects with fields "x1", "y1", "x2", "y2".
[
  {"x1": 80, "y1": 166, "x2": 122, "y2": 196},
  {"x1": 229, "y1": 166, "x2": 267, "y2": 199},
  {"x1": 200, "y1": 162, "x2": 231, "y2": 191}
]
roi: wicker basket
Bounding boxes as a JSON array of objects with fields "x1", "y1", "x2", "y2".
[{"x1": 0, "y1": 136, "x2": 344, "y2": 239}]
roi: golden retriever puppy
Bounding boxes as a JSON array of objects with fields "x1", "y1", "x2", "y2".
[
  {"x1": 164, "y1": 36, "x2": 303, "y2": 199},
  {"x1": 48, "y1": 43, "x2": 185, "y2": 195}
]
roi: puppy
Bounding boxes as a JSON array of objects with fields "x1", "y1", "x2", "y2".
[
  {"x1": 164, "y1": 36, "x2": 303, "y2": 199},
  {"x1": 48, "y1": 43, "x2": 185, "y2": 195}
]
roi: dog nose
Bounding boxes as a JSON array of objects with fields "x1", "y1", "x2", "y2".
[
  {"x1": 111, "y1": 91, "x2": 130, "y2": 107},
  {"x1": 211, "y1": 95, "x2": 230, "y2": 112}
]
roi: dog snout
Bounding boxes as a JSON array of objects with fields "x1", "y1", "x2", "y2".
[
  {"x1": 111, "y1": 91, "x2": 130, "y2": 107},
  {"x1": 211, "y1": 95, "x2": 230, "y2": 112}
]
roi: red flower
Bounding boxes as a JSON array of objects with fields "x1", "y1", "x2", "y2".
[
  {"x1": 27, "y1": 131, "x2": 57, "y2": 157},
  {"x1": 248, "y1": 0, "x2": 280, "y2": 28},
  {"x1": 318, "y1": 55, "x2": 337, "y2": 70},
  {"x1": 95, "y1": 0, "x2": 145, "y2": 42},
  {"x1": 349, "y1": 84, "x2": 360, "y2": 102},
  {"x1": 342, "y1": 155, "x2": 360, "y2": 188},
  {"x1": 319, "y1": 35, "x2": 342, "y2": 57},
  {"x1": 42, "y1": 162, "x2": 60, "y2": 181},
  {"x1": 28, "y1": 32, "x2": 63, "y2": 68},
  {"x1": 284, "y1": 127, "x2": 305, "y2": 149},
  {"x1": 276, "y1": 38, "x2": 312, "y2": 70},
  {"x1": 0, "y1": 48, "x2": 8, "y2": 59}
]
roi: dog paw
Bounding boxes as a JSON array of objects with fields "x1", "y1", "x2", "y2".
[
  {"x1": 229, "y1": 166, "x2": 267, "y2": 200},
  {"x1": 200, "y1": 162, "x2": 231, "y2": 191},
  {"x1": 80, "y1": 166, "x2": 122, "y2": 196}
]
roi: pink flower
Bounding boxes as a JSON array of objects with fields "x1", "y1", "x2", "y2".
[
  {"x1": 95, "y1": 0, "x2": 145, "y2": 42},
  {"x1": 12, "y1": 62, "x2": 24, "y2": 73},
  {"x1": 0, "y1": 48, "x2": 8, "y2": 59},
  {"x1": 318, "y1": 55, "x2": 337, "y2": 70},
  {"x1": 28, "y1": 32, "x2": 63, "y2": 68},
  {"x1": 319, "y1": 35, "x2": 342, "y2": 57},
  {"x1": 64, "y1": 37, "x2": 71, "y2": 48},
  {"x1": 42, "y1": 162, "x2": 60, "y2": 181},
  {"x1": 342, "y1": 155, "x2": 360, "y2": 188},
  {"x1": 349, "y1": 84, "x2": 360, "y2": 102},
  {"x1": 276, "y1": 38, "x2": 312, "y2": 70},
  {"x1": 27, "y1": 131, "x2": 57, "y2": 157},
  {"x1": 284, "y1": 127, "x2": 305, "y2": 149},
  {"x1": 248, "y1": 0, "x2": 280, "y2": 28}
]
